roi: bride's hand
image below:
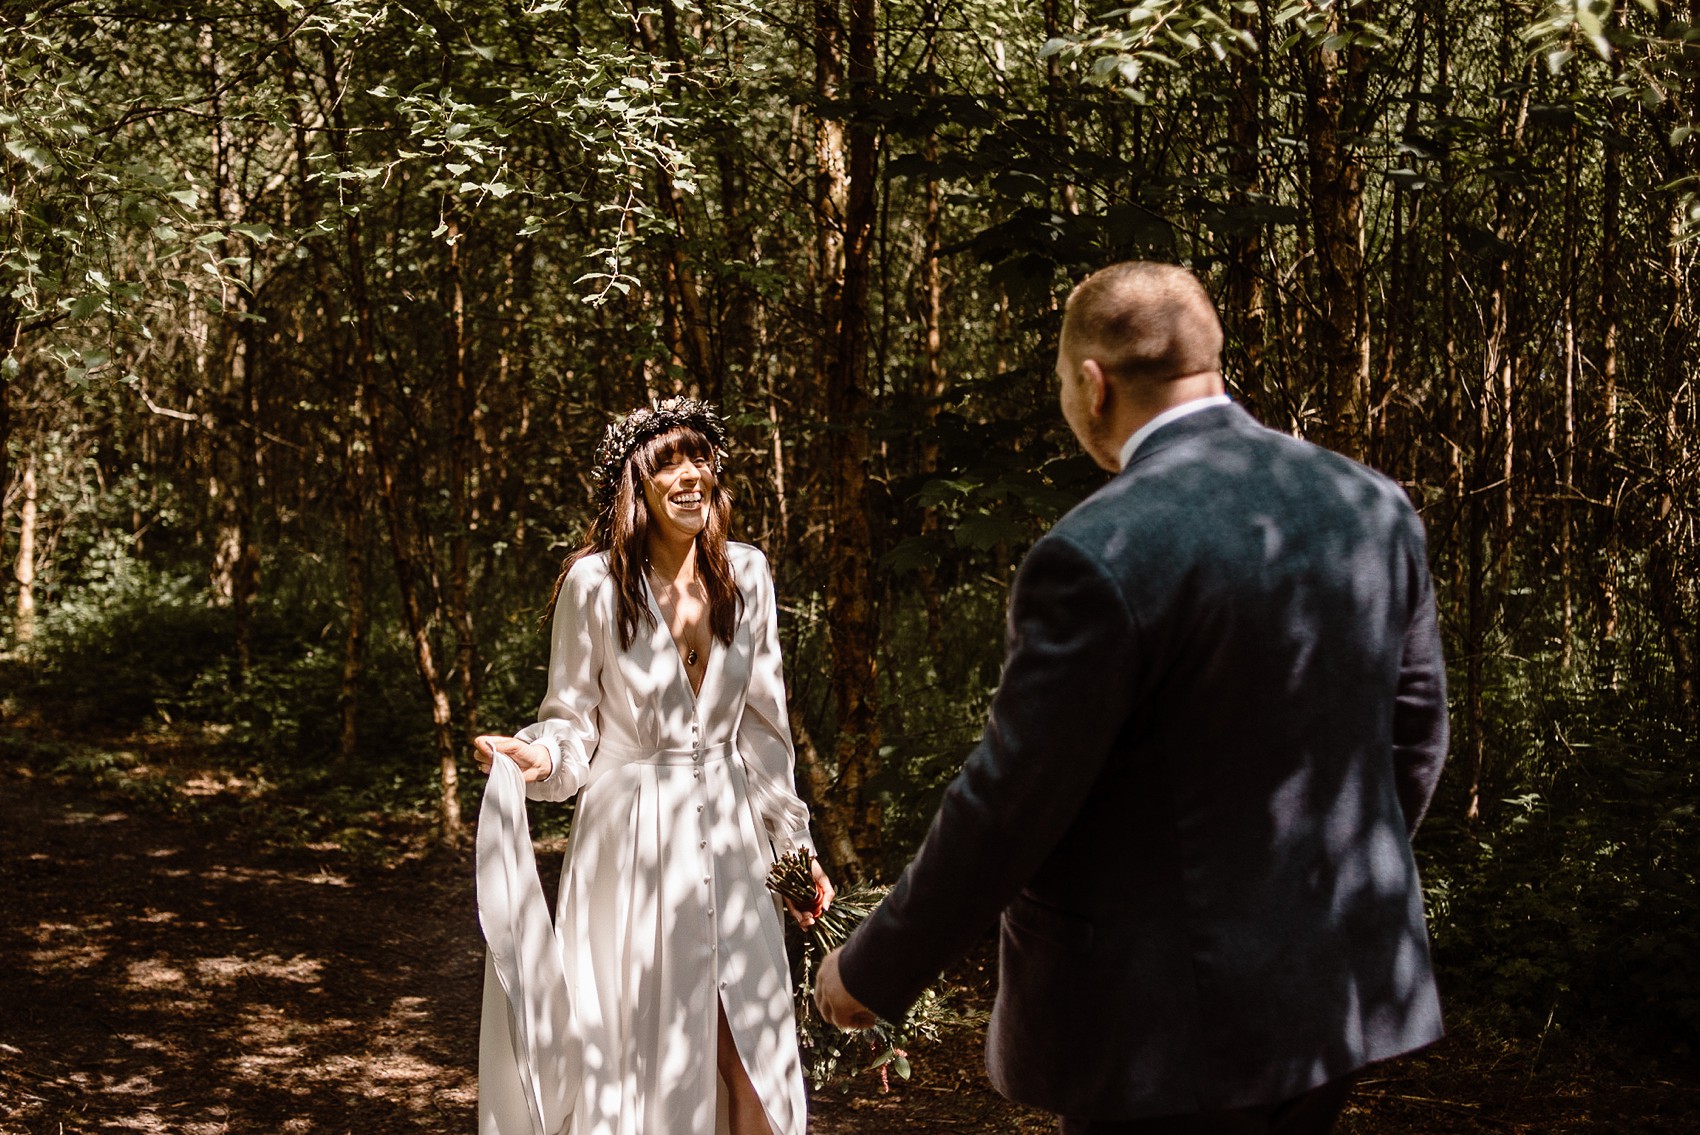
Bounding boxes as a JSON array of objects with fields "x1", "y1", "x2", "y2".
[
  {"x1": 785, "y1": 856, "x2": 835, "y2": 929},
  {"x1": 474, "y1": 735, "x2": 552, "y2": 783}
]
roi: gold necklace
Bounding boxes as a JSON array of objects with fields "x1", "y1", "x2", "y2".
[{"x1": 648, "y1": 561, "x2": 702, "y2": 668}]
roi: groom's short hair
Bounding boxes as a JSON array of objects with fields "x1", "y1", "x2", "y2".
[{"x1": 1061, "y1": 261, "x2": 1223, "y2": 385}]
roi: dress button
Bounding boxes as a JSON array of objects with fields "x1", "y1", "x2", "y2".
[
  {"x1": 697, "y1": 805, "x2": 703, "y2": 813},
  {"x1": 699, "y1": 841, "x2": 707, "y2": 849}
]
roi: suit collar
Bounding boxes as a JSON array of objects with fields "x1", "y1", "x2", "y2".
[
  {"x1": 1117, "y1": 401, "x2": 1258, "y2": 474},
  {"x1": 1116, "y1": 395, "x2": 1232, "y2": 469}
]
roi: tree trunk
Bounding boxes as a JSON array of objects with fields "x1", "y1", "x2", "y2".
[
  {"x1": 338, "y1": 417, "x2": 369, "y2": 768},
  {"x1": 444, "y1": 209, "x2": 481, "y2": 746},
  {"x1": 1559, "y1": 86, "x2": 1580, "y2": 671},
  {"x1": 1648, "y1": 202, "x2": 1699, "y2": 726},
  {"x1": 632, "y1": 9, "x2": 718, "y2": 398},
  {"x1": 1301, "y1": 24, "x2": 1369, "y2": 459},
  {"x1": 832, "y1": 0, "x2": 883, "y2": 872},
  {"x1": 0, "y1": 297, "x2": 16, "y2": 574},
  {"x1": 325, "y1": 38, "x2": 461, "y2": 840},
  {"x1": 915, "y1": 5, "x2": 947, "y2": 659},
  {"x1": 1042, "y1": 0, "x2": 1078, "y2": 215},
  {"x1": 13, "y1": 450, "x2": 36, "y2": 644},
  {"x1": 812, "y1": 0, "x2": 885, "y2": 878},
  {"x1": 1598, "y1": 96, "x2": 1623, "y2": 676},
  {"x1": 1223, "y1": 3, "x2": 1266, "y2": 407}
]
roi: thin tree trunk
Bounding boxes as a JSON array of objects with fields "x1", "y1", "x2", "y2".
[
  {"x1": 1301, "y1": 25, "x2": 1370, "y2": 458},
  {"x1": 444, "y1": 210, "x2": 481, "y2": 745},
  {"x1": 632, "y1": 9, "x2": 717, "y2": 397},
  {"x1": 1559, "y1": 89, "x2": 1580, "y2": 671},
  {"x1": 1224, "y1": 3, "x2": 1266, "y2": 407},
  {"x1": 232, "y1": 320, "x2": 261, "y2": 683},
  {"x1": 915, "y1": 4, "x2": 947, "y2": 659},
  {"x1": 325, "y1": 39, "x2": 461, "y2": 839},
  {"x1": 1598, "y1": 96, "x2": 1623, "y2": 676},
  {"x1": 0, "y1": 297, "x2": 17, "y2": 577},
  {"x1": 338, "y1": 419, "x2": 369, "y2": 768},
  {"x1": 1649, "y1": 202, "x2": 1699, "y2": 725},
  {"x1": 1042, "y1": 0, "x2": 1078, "y2": 215},
  {"x1": 13, "y1": 450, "x2": 36, "y2": 644}
]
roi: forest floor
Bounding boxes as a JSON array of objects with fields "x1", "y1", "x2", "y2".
[{"x1": 2, "y1": 719, "x2": 1699, "y2": 1134}]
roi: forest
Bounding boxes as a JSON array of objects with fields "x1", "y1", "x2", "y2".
[{"x1": 2, "y1": 0, "x2": 1699, "y2": 1130}]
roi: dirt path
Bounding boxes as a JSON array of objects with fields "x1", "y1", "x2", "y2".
[
  {"x1": 0, "y1": 770, "x2": 484, "y2": 1134},
  {"x1": 3, "y1": 763, "x2": 1698, "y2": 1134}
]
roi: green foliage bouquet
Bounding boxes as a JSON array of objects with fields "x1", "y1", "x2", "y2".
[{"x1": 766, "y1": 850, "x2": 953, "y2": 1089}]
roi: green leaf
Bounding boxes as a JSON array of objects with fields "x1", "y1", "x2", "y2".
[
  {"x1": 67, "y1": 293, "x2": 104, "y2": 320},
  {"x1": 4, "y1": 140, "x2": 51, "y2": 171},
  {"x1": 881, "y1": 536, "x2": 947, "y2": 573},
  {"x1": 917, "y1": 476, "x2": 979, "y2": 506},
  {"x1": 956, "y1": 514, "x2": 1030, "y2": 550},
  {"x1": 230, "y1": 223, "x2": 274, "y2": 242},
  {"x1": 169, "y1": 188, "x2": 200, "y2": 207}
]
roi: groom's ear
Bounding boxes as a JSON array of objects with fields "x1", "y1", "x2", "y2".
[{"x1": 1080, "y1": 358, "x2": 1111, "y2": 417}]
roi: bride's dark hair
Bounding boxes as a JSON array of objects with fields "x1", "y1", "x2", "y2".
[{"x1": 545, "y1": 424, "x2": 741, "y2": 650}]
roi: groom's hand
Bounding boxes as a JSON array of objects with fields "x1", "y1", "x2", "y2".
[{"x1": 814, "y1": 948, "x2": 877, "y2": 1031}]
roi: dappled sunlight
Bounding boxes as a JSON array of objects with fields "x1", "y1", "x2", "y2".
[
  {"x1": 124, "y1": 959, "x2": 189, "y2": 990},
  {"x1": 1, "y1": 779, "x2": 484, "y2": 1133}
]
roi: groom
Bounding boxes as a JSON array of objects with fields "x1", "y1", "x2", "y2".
[{"x1": 815, "y1": 261, "x2": 1448, "y2": 1133}]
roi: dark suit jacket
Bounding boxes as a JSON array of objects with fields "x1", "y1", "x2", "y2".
[{"x1": 837, "y1": 403, "x2": 1447, "y2": 1120}]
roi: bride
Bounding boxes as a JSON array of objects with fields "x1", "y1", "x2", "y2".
[{"x1": 475, "y1": 397, "x2": 833, "y2": 1135}]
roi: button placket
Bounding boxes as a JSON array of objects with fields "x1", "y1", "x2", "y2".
[{"x1": 695, "y1": 710, "x2": 715, "y2": 928}]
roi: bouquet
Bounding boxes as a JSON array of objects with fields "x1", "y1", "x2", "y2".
[{"x1": 766, "y1": 850, "x2": 952, "y2": 1089}]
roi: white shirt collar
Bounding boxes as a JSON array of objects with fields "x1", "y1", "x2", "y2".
[{"x1": 1117, "y1": 394, "x2": 1232, "y2": 470}]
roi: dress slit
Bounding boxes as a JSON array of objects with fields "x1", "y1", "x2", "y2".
[{"x1": 718, "y1": 991, "x2": 783, "y2": 1135}]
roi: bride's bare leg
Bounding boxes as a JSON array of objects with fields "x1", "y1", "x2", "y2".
[{"x1": 717, "y1": 999, "x2": 774, "y2": 1135}]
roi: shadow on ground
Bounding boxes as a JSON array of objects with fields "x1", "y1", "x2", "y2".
[
  {"x1": 0, "y1": 770, "x2": 483, "y2": 1134},
  {"x1": 4, "y1": 754, "x2": 1698, "y2": 1134}
]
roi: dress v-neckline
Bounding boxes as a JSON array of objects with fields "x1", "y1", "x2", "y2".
[{"x1": 641, "y1": 574, "x2": 714, "y2": 703}]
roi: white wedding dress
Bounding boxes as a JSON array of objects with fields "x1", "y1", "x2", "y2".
[{"x1": 478, "y1": 542, "x2": 812, "y2": 1135}]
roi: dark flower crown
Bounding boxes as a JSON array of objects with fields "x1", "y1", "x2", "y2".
[{"x1": 592, "y1": 397, "x2": 729, "y2": 517}]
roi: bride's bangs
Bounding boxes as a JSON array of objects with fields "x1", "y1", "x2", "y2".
[{"x1": 635, "y1": 426, "x2": 715, "y2": 478}]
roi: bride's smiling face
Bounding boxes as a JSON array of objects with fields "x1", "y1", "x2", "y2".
[{"x1": 642, "y1": 442, "x2": 715, "y2": 542}]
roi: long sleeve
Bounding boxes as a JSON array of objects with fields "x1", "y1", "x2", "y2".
[
  {"x1": 735, "y1": 549, "x2": 814, "y2": 855},
  {"x1": 1392, "y1": 541, "x2": 1448, "y2": 834},
  {"x1": 837, "y1": 534, "x2": 1142, "y2": 1022},
  {"x1": 515, "y1": 558, "x2": 605, "y2": 803}
]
